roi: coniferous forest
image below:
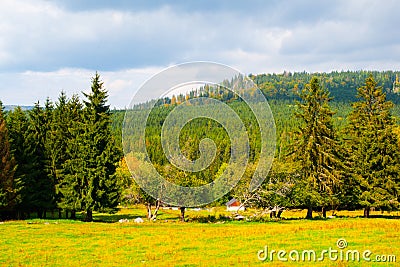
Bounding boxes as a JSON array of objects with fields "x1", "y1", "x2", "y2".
[
  {"x1": 1, "y1": 70, "x2": 400, "y2": 221},
  {"x1": 0, "y1": 73, "x2": 120, "y2": 221}
]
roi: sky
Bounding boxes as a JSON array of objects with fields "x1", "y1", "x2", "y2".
[{"x1": 1, "y1": 0, "x2": 400, "y2": 108}]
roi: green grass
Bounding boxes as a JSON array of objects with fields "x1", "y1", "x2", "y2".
[{"x1": 0, "y1": 206, "x2": 399, "y2": 266}]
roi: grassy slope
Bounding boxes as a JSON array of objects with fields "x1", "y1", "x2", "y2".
[{"x1": 0, "y1": 207, "x2": 399, "y2": 266}]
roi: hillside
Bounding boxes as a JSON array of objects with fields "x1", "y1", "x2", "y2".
[{"x1": 250, "y1": 70, "x2": 400, "y2": 103}]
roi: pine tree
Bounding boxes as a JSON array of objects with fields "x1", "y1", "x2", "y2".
[
  {"x1": 347, "y1": 75, "x2": 400, "y2": 217},
  {"x1": 62, "y1": 73, "x2": 121, "y2": 221},
  {"x1": 45, "y1": 92, "x2": 74, "y2": 217},
  {"x1": 60, "y1": 94, "x2": 83, "y2": 219},
  {"x1": 25, "y1": 102, "x2": 54, "y2": 218},
  {"x1": 0, "y1": 101, "x2": 16, "y2": 217},
  {"x1": 292, "y1": 77, "x2": 342, "y2": 219},
  {"x1": 6, "y1": 107, "x2": 31, "y2": 218},
  {"x1": 7, "y1": 101, "x2": 55, "y2": 218}
]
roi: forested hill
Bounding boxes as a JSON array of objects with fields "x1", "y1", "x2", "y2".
[
  {"x1": 130, "y1": 71, "x2": 400, "y2": 109},
  {"x1": 112, "y1": 70, "x2": 400, "y2": 150},
  {"x1": 250, "y1": 70, "x2": 400, "y2": 102}
]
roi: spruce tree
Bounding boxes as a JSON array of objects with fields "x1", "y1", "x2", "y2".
[
  {"x1": 347, "y1": 75, "x2": 400, "y2": 217},
  {"x1": 62, "y1": 73, "x2": 121, "y2": 221},
  {"x1": 292, "y1": 77, "x2": 342, "y2": 219},
  {"x1": 0, "y1": 101, "x2": 16, "y2": 217},
  {"x1": 59, "y1": 95, "x2": 83, "y2": 218},
  {"x1": 46, "y1": 92, "x2": 73, "y2": 217},
  {"x1": 6, "y1": 107, "x2": 31, "y2": 218},
  {"x1": 8, "y1": 101, "x2": 55, "y2": 218},
  {"x1": 25, "y1": 102, "x2": 54, "y2": 218}
]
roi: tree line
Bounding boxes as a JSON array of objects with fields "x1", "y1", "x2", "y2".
[
  {"x1": 250, "y1": 70, "x2": 400, "y2": 103},
  {"x1": 231, "y1": 75, "x2": 400, "y2": 219},
  {"x1": 1, "y1": 71, "x2": 400, "y2": 221},
  {"x1": 119, "y1": 74, "x2": 400, "y2": 220},
  {"x1": 0, "y1": 73, "x2": 120, "y2": 221}
]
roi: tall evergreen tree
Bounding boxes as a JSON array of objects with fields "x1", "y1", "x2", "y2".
[
  {"x1": 292, "y1": 77, "x2": 342, "y2": 219},
  {"x1": 25, "y1": 102, "x2": 54, "y2": 218},
  {"x1": 8, "y1": 101, "x2": 55, "y2": 218},
  {"x1": 0, "y1": 101, "x2": 16, "y2": 217},
  {"x1": 6, "y1": 107, "x2": 31, "y2": 218},
  {"x1": 347, "y1": 75, "x2": 400, "y2": 217},
  {"x1": 45, "y1": 92, "x2": 74, "y2": 217},
  {"x1": 62, "y1": 73, "x2": 121, "y2": 221},
  {"x1": 59, "y1": 94, "x2": 83, "y2": 218}
]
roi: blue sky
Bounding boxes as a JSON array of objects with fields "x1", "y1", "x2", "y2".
[{"x1": 1, "y1": 0, "x2": 400, "y2": 108}]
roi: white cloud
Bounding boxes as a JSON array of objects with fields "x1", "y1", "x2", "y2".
[
  {"x1": 1, "y1": 0, "x2": 400, "y2": 106},
  {"x1": 0, "y1": 67, "x2": 162, "y2": 108}
]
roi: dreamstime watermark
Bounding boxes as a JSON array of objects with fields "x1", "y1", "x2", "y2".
[
  {"x1": 257, "y1": 238, "x2": 397, "y2": 263},
  {"x1": 122, "y1": 62, "x2": 276, "y2": 207}
]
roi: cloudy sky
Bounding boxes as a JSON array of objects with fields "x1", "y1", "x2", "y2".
[{"x1": 1, "y1": 0, "x2": 400, "y2": 108}]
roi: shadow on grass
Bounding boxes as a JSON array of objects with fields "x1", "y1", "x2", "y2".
[
  {"x1": 18, "y1": 209, "x2": 146, "y2": 223},
  {"x1": 90, "y1": 213, "x2": 400, "y2": 223},
  {"x1": 363, "y1": 214, "x2": 400, "y2": 219},
  {"x1": 187, "y1": 215, "x2": 233, "y2": 223},
  {"x1": 10, "y1": 208, "x2": 400, "y2": 223}
]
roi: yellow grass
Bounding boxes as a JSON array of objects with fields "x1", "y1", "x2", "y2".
[{"x1": 0, "y1": 206, "x2": 399, "y2": 266}]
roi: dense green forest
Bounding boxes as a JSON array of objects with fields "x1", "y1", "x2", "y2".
[
  {"x1": 1, "y1": 70, "x2": 400, "y2": 221},
  {"x1": 0, "y1": 74, "x2": 120, "y2": 221},
  {"x1": 109, "y1": 70, "x2": 400, "y2": 219},
  {"x1": 251, "y1": 70, "x2": 400, "y2": 102}
]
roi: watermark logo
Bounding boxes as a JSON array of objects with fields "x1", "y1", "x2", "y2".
[
  {"x1": 122, "y1": 62, "x2": 276, "y2": 207},
  {"x1": 257, "y1": 238, "x2": 397, "y2": 263},
  {"x1": 336, "y1": 238, "x2": 347, "y2": 249}
]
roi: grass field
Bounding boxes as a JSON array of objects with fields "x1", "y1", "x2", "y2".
[{"x1": 0, "y1": 206, "x2": 399, "y2": 266}]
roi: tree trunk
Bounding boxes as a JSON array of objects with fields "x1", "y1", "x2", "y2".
[
  {"x1": 84, "y1": 209, "x2": 93, "y2": 222},
  {"x1": 180, "y1": 207, "x2": 185, "y2": 222},
  {"x1": 277, "y1": 209, "x2": 283, "y2": 218},
  {"x1": 146, "y1": 200, "x2": 161, "y2": 221},
  {"x1": 306, "y1": 206, "x2": 313, "y2": 219},
  {"x1": 322, "y1": 207, "x2": 327, "y2": 218},
  {"x1": 58, "y1": 209, "x2": 62, "y2": 219},
  {"x1": 70, "y1": 210, "x2": 76, "y2": 219},
  {"x1": 146, "y1": 203, "x2": 152, "y2": 220},
  {"x1": 151, "y1": 200, "x2": 161, "y2": 221},
  {"x1": 364, "y1": 207, "x2": 370, "y2": 218}
]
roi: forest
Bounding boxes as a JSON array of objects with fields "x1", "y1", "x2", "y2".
[
  {"x1": 1, "y1": 70, "x2": 400, "y2": 221},
  {"x1": 0, "y1": 73, "x2": 120, "y2": 222}
]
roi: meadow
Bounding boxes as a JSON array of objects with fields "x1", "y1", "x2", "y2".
[{"x1": 0, "y1": 206, "x2": 399, "y2": 266}]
